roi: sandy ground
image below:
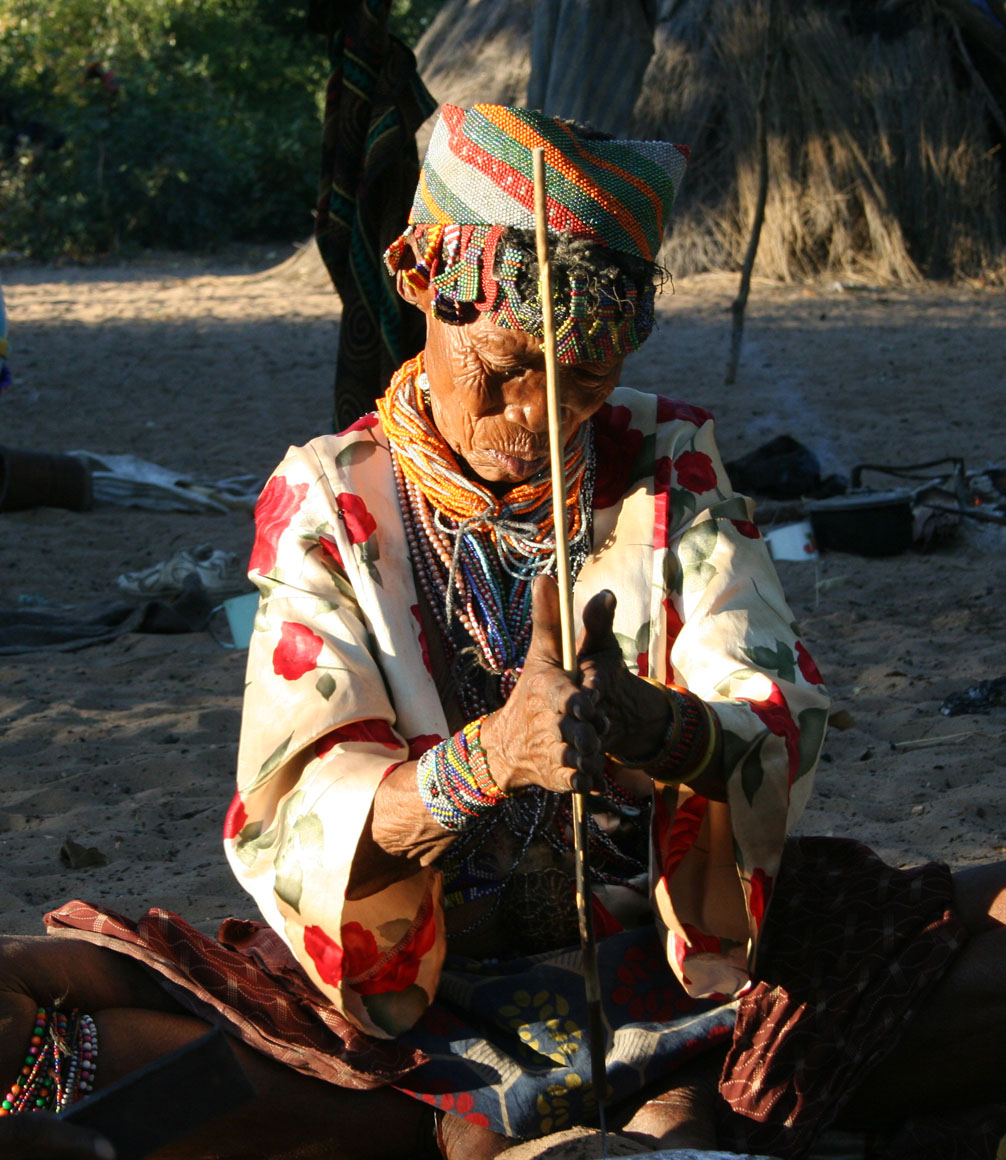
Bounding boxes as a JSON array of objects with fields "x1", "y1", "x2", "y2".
[{"x1": 1, "y1": 249, "x2": 1004, "y2": 941}]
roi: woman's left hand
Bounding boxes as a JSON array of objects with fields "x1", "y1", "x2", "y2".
[{"x1": 576, "y1": 590, "x2": 670, "y2": 764}]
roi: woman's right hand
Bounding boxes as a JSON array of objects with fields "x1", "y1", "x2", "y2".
[
  {"x1": 480, "y1": 575, "x2": 606, "y2": 795},
  {"x1": 0, "y1": 1114, "x2": 115, "y2": 1159}
]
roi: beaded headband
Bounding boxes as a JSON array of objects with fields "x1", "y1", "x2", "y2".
[{"x1": 385, "y1": 104, "x2": 690, "y2": 364}]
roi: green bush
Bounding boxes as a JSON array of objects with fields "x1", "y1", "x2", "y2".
[{"x1": 0, "y1": 0, "x2": 328, "y2": 257}]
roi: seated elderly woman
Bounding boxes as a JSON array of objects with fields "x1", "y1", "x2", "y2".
[{"x1": 3, "y1": 105, "x2": 1005, "y2": 1160}]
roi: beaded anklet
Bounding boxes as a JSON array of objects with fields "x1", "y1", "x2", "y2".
[
  {"x1": 1, "y1": 1005, "x2": 98, "y2": 1117},
  {"x1": 417, "y1": 715, "x2": 508, "y2": 831},
  {"x1": 607, "y1": 680, "x2": 720, "y2": 786}
]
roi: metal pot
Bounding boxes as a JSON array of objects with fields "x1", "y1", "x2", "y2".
[{"x1": 806, "y1": 490, "x2": 914, "y2": 556}]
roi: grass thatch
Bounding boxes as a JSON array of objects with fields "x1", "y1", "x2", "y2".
[
  {"x1": 636, "y1": 0, "x2": 1006, "y2": 283},
  {"x1": 415, "y1": 0, "x2": 1006, "y2": 284},
  {"x1": 414, "y1": 0, "x2": 534, "y2": 157}
]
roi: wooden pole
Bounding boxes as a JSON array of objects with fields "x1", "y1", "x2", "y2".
[
  {"x1": 725, "y1": 0, "x2": 782, "y2": 386},
  {"x1": 532, "y1": 147, "x2": 608, "y2": 1147}
]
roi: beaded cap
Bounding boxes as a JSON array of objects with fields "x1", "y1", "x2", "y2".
[{"x1": 384, "y1": 104, "x2": 690, "y2": 364}]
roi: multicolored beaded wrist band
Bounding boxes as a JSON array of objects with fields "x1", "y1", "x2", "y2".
[
  {"x1": 1, "y1": 1005, "x2": 98, "y2": 1117},
  {"x1": 607, "y1": 680, "x2": 720, "y2": 786},
  {"x1": 417, "y1": 715, "x2": 508, "y2": 831}
]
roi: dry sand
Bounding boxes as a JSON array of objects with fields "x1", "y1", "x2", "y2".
[{"x1": 1, "y1": 250, "x2": 1004, "y2": 938}]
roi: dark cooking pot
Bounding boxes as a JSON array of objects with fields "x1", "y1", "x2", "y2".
[{"x1": 806, "y1": 490, "x2": 914, "y2": 556}]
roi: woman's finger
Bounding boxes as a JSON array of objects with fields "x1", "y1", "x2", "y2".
[
  {"x1": 527, "y1": 574, "x2": 565, "y2": 666},
  {"x1": 577, "y1": 588, "x2": 618, "y2": 656},
  {"x1": 561, "y1": 717, "x2": 601, "y2": 758},
  {"x1": 569, "y1": 688, "x2": 600, "y2": 723},
  {"x1": 561, "y1": 740, "x2": 604, "y2": 789},
  {"x1": 569, "y1": 766, "x2": 602, "y2": 794}
]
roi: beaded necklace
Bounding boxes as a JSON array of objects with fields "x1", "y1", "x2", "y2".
[{"x1": 378, "y1": 355, "x2": 594, "y2": 717}]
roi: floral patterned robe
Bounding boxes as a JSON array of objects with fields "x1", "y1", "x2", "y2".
[{"x1": 224, "y1": 384, "x2": 830, "y2": 1042}]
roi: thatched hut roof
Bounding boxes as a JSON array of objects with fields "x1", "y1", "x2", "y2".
[{"x1": 414, "y1": 0, "x2": 1006, "y2": 284}]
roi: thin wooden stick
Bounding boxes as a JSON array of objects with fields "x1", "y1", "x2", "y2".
[
  {"x1": 725, "y1": 0, "x2": 782, "y2": 386},
  {"x1": 532, "y1": 146, "x2": 608, "y2": 1146},
  {"x1": 533, "y1": 161, "x2": 576, "y2": 675}
]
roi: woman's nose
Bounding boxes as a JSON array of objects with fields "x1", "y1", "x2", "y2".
[{"x1": 502, "y1": 371, "x2": 549, "y2": 432}]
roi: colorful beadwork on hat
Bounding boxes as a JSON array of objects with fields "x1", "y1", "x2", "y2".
[{"x1": 384, "y1": 104, "x2": 690, "y2": 364}]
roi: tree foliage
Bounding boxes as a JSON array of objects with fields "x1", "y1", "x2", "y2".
[
  {"x1": 0, "y1": 0, "x2": 329, "y2": 257},
  {"x1": 389, "y1": 0, "x2": 446, "y2": 46}
]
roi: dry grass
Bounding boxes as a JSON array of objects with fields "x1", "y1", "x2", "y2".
[
  {"x1": 416, "y1": 0, "x2": 1006, "y2": 285},
  {"x1": 637, "y1": 0, "x2": 1006, "y2": 283},
  {"x1": 414, "y1": 0, "x2": 535, "y2": 157}
]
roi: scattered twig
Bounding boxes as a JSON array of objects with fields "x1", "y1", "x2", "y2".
[
  {"x1": 890, "y1": 730, "x2": 976, "y2": 751},
  {"x1": 920, "y1": 502, "x2": 1006, "y2": 526}
]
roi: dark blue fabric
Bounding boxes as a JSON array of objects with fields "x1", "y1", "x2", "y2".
[{"x1": 394, "y1": 924, "x2": 736, "y2": 1139}]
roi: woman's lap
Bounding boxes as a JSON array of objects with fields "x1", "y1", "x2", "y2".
[{"x1": 10, "y1": 835, "x2": 977, "y2": 1157}]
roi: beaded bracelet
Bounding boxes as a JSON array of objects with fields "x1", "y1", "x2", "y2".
[
  {"x1": 1, "y1": 1005, "x2": 98, "y2": 1117},
  {"x1": 416, "y1": 715, "x2": 508, "y2": 831},
  {"x1": 607, "y1": 679, "x2": 720, "y2": 786}
]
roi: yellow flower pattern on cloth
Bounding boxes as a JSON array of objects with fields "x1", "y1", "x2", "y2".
[
  {"x1": 498, "y1": 989, "x2": 583, "y2": 1064},
  {"x1": 535, "y1": 1073, "x2": 585, "y2": 1135}
]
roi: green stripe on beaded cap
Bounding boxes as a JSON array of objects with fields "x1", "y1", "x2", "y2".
[
  {"x1": 411, "y1": 104, "x2": 688, "y2": 261},
  {"x1": 385, "y1": 105, "x2": 688, "y2": 363}
]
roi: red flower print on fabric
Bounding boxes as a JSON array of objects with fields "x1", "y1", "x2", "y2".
[
  {"x1": 796, "y1": 641, "x2": 824, "y2": 685},
  {"x1": 593, "y1": 403, "x2": 644, "y2": 509},
  {"x1": 662, "y1": 597, "x2": 685, "y2": 677},
  {"x1": 654, "y1": 455, "x2": 673, "y2": 550},
  {"x1": 656, "y1": 396, "x2": 713, "y2": 428},
  {"x1": 222, "y1": 793, "x2": 247, "y2": 840},
  {"x1": 654, "y1": 790, "x2": 708, "y2": 879},
  {"x1": 592, "y1": 896, "x2": 623, "y2": 939},
  {"x1": 338, "y1": 413, "x2": 379, "y2": 435},
  {"x1": 612, "y1": 942, "x2": 692, "y2": 1022},
  {"x1": 272, "y1": 621, "x2": 324, "y2": 681},
  {"x1": 304, "y1": 924, "x2": 345, "y2": 985},
  {"x1": 675, "y1": 924, "x2": 727, "y2": 990},
  {"x1": 319, "y1": 535, "x2": 344, "y2": 571},
  {"x1": 249, "y1": 475, "x2": 309, "y2": 574},
  {"x1": 335, "y1": 492, "x2": 376, "y2": 544},
  {"x1": 345, "y1": 901, "x2": 437, "y2": 995},
  {"x1": 730, "y1": 518, "x2": 760, "y2": 539},
  {"x1": 747, "y1": 867, "x2": 773, "y2": 928},
  {"x1": 408, "y1": 734, "x2": 443, "y2": 760},
  {"x1": 314, "y1": 719, "x2": 403, "y2": 758},
  {"x1": 674, "y1": 450, "x2": 717, "y2": 495},
  {"x1": 740, "y1": 683, "x2": 801, "y2": 784},
  {"x1": 408, "y1": 1090, "x2": 489, "y2": 1128}
]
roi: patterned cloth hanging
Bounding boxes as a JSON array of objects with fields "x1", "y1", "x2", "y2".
[{"x1": 311, "y1": 0, "x2": 436, "y2": 429}]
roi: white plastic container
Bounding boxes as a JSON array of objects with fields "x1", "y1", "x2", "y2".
[
  {"x1": 222, "y1": 591, "x2": 259, "y2": 649},
  {"x1": 763, "y1": 519, "x2": 818, "y2": 562}
]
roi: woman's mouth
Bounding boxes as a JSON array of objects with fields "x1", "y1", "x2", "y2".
[{"x1": 482, "y1": 448, "x2": 548, "y2": 477}]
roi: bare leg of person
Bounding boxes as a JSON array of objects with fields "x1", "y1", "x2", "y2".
[
  {"x1": 0, "y1": 936, "x2": 437, "y2": 1160},
  {"x1": 434, "y1": 1112, "x2": 514, "y2": 1160},
  {"x1": 841, "y1": 862, "x2": 1006, "y2": 1126},
  {"x1": 616, "y1": 1048, "x2": 723, "y2": 1151},
  {"x1": 433, "y1": 1049, "x2": 730, "y2": 1160}
]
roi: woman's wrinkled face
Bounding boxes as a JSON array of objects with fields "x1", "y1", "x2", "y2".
[{"x1": 423, "y1": 310, "x2": 624, "y2": 492}]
